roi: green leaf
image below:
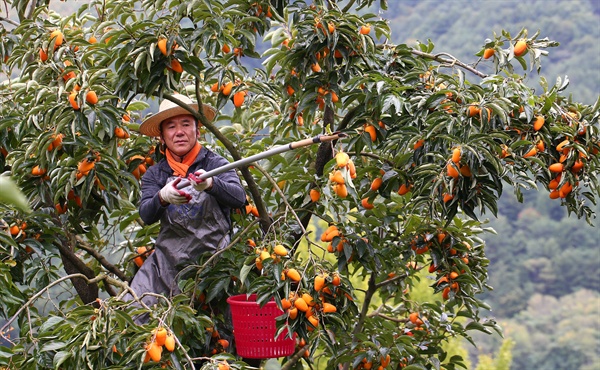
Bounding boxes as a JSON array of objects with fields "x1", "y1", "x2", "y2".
[{"x1": 0, "y1": 176, "x2": 31, "y2": 213}]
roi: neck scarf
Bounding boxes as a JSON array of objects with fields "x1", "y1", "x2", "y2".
[{"x1": 166, "y1": 141, "x2": 202, "y2": 177}]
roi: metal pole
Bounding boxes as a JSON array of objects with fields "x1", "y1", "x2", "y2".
[{"x1": 177, "y1": 133, "x2": 345, "y2": 188}]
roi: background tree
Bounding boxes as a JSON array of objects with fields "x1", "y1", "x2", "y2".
[{"x1": 0, "y1": 0, "x2": 598, "y2": 369}]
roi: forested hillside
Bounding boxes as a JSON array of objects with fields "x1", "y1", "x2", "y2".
[
  {"x1": 383, "y1": 1, "x2": 599, "y2": 369},
  {"x1": 386, "y1": 0, "x2": 599, "y2": 105}
]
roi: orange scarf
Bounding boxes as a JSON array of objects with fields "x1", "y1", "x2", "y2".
[{"x1": 166, "y1": 142, "x2": 202, "y2": 177}]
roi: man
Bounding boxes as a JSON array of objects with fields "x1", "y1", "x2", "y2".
[{"x1": 129, "y1": 93, "x2": 246, "y2": 311}]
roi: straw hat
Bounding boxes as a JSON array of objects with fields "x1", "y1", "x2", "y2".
[{"x1": 139, "y1": 93, "x2": 216, "y2": 137}]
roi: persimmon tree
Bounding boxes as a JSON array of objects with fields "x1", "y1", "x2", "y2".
[{"x1": 0, "y1": 0, "x2": 598, "y2": 369}]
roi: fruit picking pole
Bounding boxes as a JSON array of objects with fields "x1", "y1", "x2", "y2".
[{"x1": 177, "y1": 132, "x2": 346, "y2": 188}]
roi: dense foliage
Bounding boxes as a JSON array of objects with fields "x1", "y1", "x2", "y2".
[{"x1": 0, "y1": 1, "x2": 598, "y2": 369}]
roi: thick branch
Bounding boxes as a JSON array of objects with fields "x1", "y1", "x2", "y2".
[
  {"x1": 56, "y1": 238, "x2": 99, "y2": 305},
  {"x1": 281, "y1": 344, "x2": 310, "y2": 370},
  {"x1": 343, "y1": 271, "x2": 377, "y2": 370}
]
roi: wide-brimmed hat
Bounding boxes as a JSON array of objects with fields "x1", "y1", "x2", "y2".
[{"x1": 139, "y1": 93, "x2": 216, "y2": 137}]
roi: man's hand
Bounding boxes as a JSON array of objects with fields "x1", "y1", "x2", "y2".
[
  {"x1": 159, "y1": 178, "x2": 192, "y2": 205},
  {"x1": 189, "y1": 169, "x2": 213, "y2": 192}
]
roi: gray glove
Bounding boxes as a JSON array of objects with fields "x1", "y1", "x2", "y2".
[{"x1": 159, "y1": 178, "x2": 191, "y2": 205}]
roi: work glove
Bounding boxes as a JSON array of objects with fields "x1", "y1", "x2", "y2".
[
  {"x1": 159, "y1": 178, "x2": 191, "y2": 205},
  {"x1": 188, "y1": 169, "x2": 213, "y2": 192}
]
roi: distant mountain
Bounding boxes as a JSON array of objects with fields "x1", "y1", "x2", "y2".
[{"x1": 382, "y1": 0, "x2": 600, "y2": 104}]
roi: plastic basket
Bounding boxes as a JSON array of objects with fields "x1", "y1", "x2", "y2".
[{"x1": 227, "y1": 294, "x2": 295, "y2": 358}]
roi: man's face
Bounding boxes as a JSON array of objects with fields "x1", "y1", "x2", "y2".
[{"x1": 160, "y1": 114, "x2": 199, "y2": 157}]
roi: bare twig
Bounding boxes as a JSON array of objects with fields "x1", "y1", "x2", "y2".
[{"x1": 0, "y1": 273, "x2": 119, "y2": 338}]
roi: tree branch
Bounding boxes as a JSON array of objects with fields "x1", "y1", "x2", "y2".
[
  {"x1": 75, "y1": 235, "x2": 128, "y2": 281},
  {"x1": 410, "y1": 49, "x2": 489, "y2": 78},
  {"x1": 0, "y1": 273, "x2": 117, "y2": 338},
  {"x1": 343, "y1": 271, "x2": 377, "y2": 370}
]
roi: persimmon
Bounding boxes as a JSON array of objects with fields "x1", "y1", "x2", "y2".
[
  {"x1": 359, "y1": 25, "x2": 371, "y2": 35},
  {"x1": 55, "y1": 203, "x2": 67, "y2": 214},
  {"x1": 330, "y1": 90, "x2": 339, "y2": 103},
  {"x1": 68, "y1": 92, "x2": 80, "y2": 110},
  {"x1": 333, "y1": 183, "x2": 348, "y2": 198},
  {"x1": 309, "y1": 188, "x2": 320, "y2": 202},
  {"x1": 330, "y1": 170, "x2": 345, "y2": 184},
  {"x1": 31, "y1": 165, "x2": 46, "y2": 176},
  {"x1": 273, "y1": 244, "x2": 288, "y2": 256},
  {"x1": 233, "y1": 47, "x2": 243, "y2": 57},
  {"x1": 335, "y1": 151, "x2": 350, "y2": 167},
  {"x1": 328, "y1": 22, "x2": 336, "y2": 33},
  {"x1": 221, "y1": 81, "x2": 233, "y2": 96},
  {"x1": 467, "y1": 105, "x2": 481, "y2": 117},
  {"x1": 233, "y1": 90, "x2": 246, "y2": 107},
  {"x1": 413, "y1": 139, "x2": 425, "y2": 149},
  {"x1": 288, "y1": 306, "x2": 298, "y2": 319},
  {"x1": 286, "y1": 268, "x2": 301, "y2": 282},
  {"x1": 533, "y1": 115, "x2": 545, "y2": 131},
  {"x1": 217, "y1": 339, "x2": 229, "y2": 349},
  {"x1": 311, "y1": 63, "x2": 321, "y2": 73},
  {"x1": 78, "y1": 159, "x2": 96, "y2": 174},
  {"x1": 154, "y1": 327, "x2": 167, "y2": 346},
  {"x1": 50, "y1": 30, "x2": 64, "y2": 50},
  {"x1": 364, "y1": 124, "x2": 377, "y2": 141},
  {"x1": 549, "y1": 163, "x2": 564, "y2": 173},
  {"x1": 217, "y1": 361, "x2": 230, "y2": 370},
  {"x1": 88, "y1": 35, "x2": 97, "y2": 44},
  {"x1": 162, "y1": 334, "x2": 175, "y2": 352},
  {"x1": 322, "y1": 302, "x2": 337, "y2": 313},
  {"x1": 286, "y1": 85, "x2": 295, "y2": 95},
  {"x1": 114, "y1": 127, "x2": 130, "y2": 139},
  {"x1": 522, "y1": 147, "x2": 538, "y2": 158},
  {"x1": 169, "y1": 59, "x2": 183, "y2": 73},
  {"x1": 559, "y1": 182, "x2": 573, "y2": 198},
  {"x1": 9, "y1": 225, "x2": 20, "y2": 235},
  {"x1": 571, "y1": 160, "x2": 584, "y2": 173},
  {"x1": 307, "y1": 314, "x2": 319, "y2": 328},
  {"x1": 85, "y1": 90, "x2": 98, "y2": 105},
  {"x1": 331, "y1": 274, "x2": 341, "y2": 286},
  {"x1": 314, "y1": 275, "x2": 326, "y2": 291},
  {"x1": 442, "y1": 286, "x2": 451, "y2": 300},
  {"x1": 146, "y1": 341, "x2": 162, "y2": 362},
  {"x1": 39, "y1": 48, "x2": 48, "y2": 62},
  {"x1": 536, "y1": 140, "x2": 545, "y2": 152},
  {"x1": 361, "y1": 197, "x2": 374, "y2": 209},
  {"x1": 157, "y1": 38, "x2": 168, "y2": 56},
  {"x1": 370, "y1": 177, "x2": 383, "y2": 191},
  {"x1": 452, "y1": 147, "x2": 461, "y2": 163},
  {"x1": 398, "y1": 183, "x2": 411, "y2": 195},
  {"x1": 513, "y1": 40, "x2": 527, "y2": 57},
  {"x1": 294, "y1": 297, "x2": 309, "y2": 312},
  {"x1": 446, "y1": 163, "x2": 459, "y2": 179},
  {"x1": 443, "y1": 193, "x2": 454, "y2": 203},
  {"x1": 460, "y1": 164, "x2": 472, "y2": 177},
  {"x1": 483, "y1": 48, "x2": 495, "y2": 59},
  {"x1": 210, "y1": 82, "x2": 220, "y2": 93}
]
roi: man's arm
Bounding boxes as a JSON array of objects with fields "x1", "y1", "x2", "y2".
[{"x1": 139, "y1": 166, "x2": 168, "y2": 224}]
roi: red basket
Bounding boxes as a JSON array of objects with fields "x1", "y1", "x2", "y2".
[{"x1": 227, "y1": 294, "x2": 295, "y2": 359}]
